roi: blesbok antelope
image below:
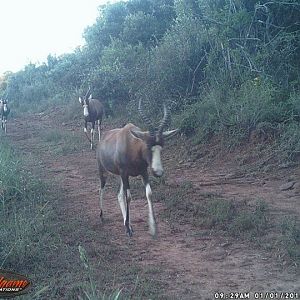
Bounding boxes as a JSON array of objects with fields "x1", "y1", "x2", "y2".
[
  {"x1": 79, "y1": 88, "x2": 105, "y2": 149},
  {"x1": 0, "y1": 99, "x2": 10, "y2": 133},
  {"x1": 96, "y1": 101, "x2": 178, "y2": 237}
]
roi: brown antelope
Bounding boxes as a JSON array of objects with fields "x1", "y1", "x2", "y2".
[
  {"x1": 96, "y1": 101, "x2": 178, "y2": 237},
  {"x1": 0, "y1": 99, "x2": 10, "y2": 134},
  {"x1": 79, "y1": 88, "x2": 105, "y2": 149}
]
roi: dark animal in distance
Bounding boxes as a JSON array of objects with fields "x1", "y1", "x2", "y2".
[
  {"x1": 96, "y1": 100, "x2": 178, "y2": 237},
  {"x1": 79, "y1": 88, "x2": 105, "y2": 149},
  {"x1": 0, "y1": 99, "x2": 10, "y2": 133}
]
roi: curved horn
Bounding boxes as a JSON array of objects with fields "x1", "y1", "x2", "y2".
[
  {"x1": 158, "y1": 103, "x2": 170, "y2": 135},
  {"x1": 85, "y1": 87, "x2": 91, "y2": 99},
  {"x1": 138, "y1": 100, "x2": 155, "y2": 136}
]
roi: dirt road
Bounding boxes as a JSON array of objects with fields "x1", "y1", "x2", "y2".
[{"x1": 8, "y1": 110, "x2": 300, "y2": 299}]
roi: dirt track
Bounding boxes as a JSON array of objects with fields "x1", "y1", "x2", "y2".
[{"x1": 8, "y1": 110, "x2": 300, "y2": 299}]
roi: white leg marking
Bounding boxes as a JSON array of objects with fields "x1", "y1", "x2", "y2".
[
  {"x1": 117, "y1": 181, "x2": 126, "y2": 224},
  {"x1": 98, "y1": 120, "x2": 101, "y2": 141},
  {"x1": 90, "y1": 128, "x2": 94, "y2": 149},
  {"x1": 92, "y1": 128, "x2": 95, "y2": 140},
  {"x1": 146, "y1": 184, "x2": 156, "y2": 236},
  {"x1": 151, "y1": 145, "x2": 163, "y2": 176},
  {"x1": 126, "y1": 189, "x2": 133, "y2": 227}
]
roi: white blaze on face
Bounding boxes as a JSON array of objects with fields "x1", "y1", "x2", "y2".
[
  {"x1": 151, "y1": 145, "x2": 163, "y2": 176},
  {"x1": 83, "y1": 104, "x2": 89, "y2": 117},
  {"x1": 3, "y1": 104, "x2": 8, "y2": 112}
]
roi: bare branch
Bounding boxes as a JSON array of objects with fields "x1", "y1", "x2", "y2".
[{"x1": 190, "y1": 54, "x2": 207, "y2": 94}]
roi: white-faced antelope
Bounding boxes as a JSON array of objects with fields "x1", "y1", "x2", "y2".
[
  {"x1": 79, "y1": 88, "x2": 105, "y2": 149},
  {"x1": 0, "y1": 99, "x2": 10, "y2": 134},
  {"x1": 96, "y1": 101, "x2": 178, "y2": 237}
]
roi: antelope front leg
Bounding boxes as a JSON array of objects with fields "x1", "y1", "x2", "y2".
[
  {"x1": 118, "y1": 180, "x2": 126, "y2": 223},
  {"x1": 90, "y1": 122, "x2": 96, "y2": 150},
  {"x1": 146, "y1": 184, "x2": 157, "y2": 237},
  {"x1": 4, "y1": 118, "x2": 7, "y2": 133},
  {"x1": 126, "y1": 189, "x2": 133, "y2": 234},
  {"x1": 84, "y1": 120, "x2": 88, "y2": 133},
  {"x1": 90, "y1": 128, "x2": 94, "y2": 149},
  {"x1": 143, "y1": 174, "x2": 157, "y2": 237},
  {"x1": 99, "y1": 176, "x2": 106, "y2": 220},
  {"x1": 97, "y1": 120, "x2": 101, "y2": 141},
  {"x1": 119, "y1": 177, "x2": 133, "y2": 237}
]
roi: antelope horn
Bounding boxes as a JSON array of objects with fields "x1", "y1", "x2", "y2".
[
  {"x1": 158, "y1": 103, "x2": 170, "y2": 135},
  {"x1": 85, "y1": 87, "x2": 91, "y2": 98},
  {"x1": 138, "y1": 100, "x2": 155, "y2": 136}
]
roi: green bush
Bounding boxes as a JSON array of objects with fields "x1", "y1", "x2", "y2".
[
  {"x1": 178, "y1": 79, "x2": 299, "y2": 147},
  {"x1": 177, "y1": 99, "x2": 218, "y2": 142}
]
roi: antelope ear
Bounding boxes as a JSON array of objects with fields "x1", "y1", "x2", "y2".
[
  {"x1": 88, "y1": 94, "x2": 92, "y2": 100},
  {"x1": 79, "y1": 97, "x2": 83, "y2": 104},
  {"x1": 130, "y1": 129, "x2": 148, "y2": 141},
  {"x1": 162, "y1": 129, "x2": 179, "y2": 140}
]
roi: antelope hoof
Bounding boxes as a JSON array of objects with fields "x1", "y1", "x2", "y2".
[{"x1": 125, "y1": 225, "x2": 133, "y2": 237}]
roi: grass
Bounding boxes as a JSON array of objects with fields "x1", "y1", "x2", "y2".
[
  {"x1": 78, "y1": 243, "x2": 168, "y2": 300},
  {"x1": 78, "y1": 245, "x2": 122, "y2": 300},
  {"x1": 156, "y1": 180, "x2": 300, "y2": 266},
  {"x1": 228, "y1": 200, "x2": 268, "y2": 238},
  {"x1": 0, "y1": 139, "x2": 55, "y2": 298},
  {"x1": 156, "y1": 181, "x2": 268, "y2": 237},
  {"x1": 77, "y1": 245, "x2": 167, "y2": 300},
  {"x1": 0, "y1": 140, "x2": 99, "y2": 299},
  {"x1": 157, "y1": 181, "x2": 270, "y2": 238},
  {"x1": 42, "y1": 128, "x2": 85, "y2": 155},
  {"x1": 280, "y1": 217, "x2": 300, "y2": 265}
]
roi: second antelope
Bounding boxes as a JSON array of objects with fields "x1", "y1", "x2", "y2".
[
  {"x1": 0, "y1": 99, "x2": 10, "y2": 133},
  {"x1": 96, "y1": 101, "x2": 178, "y2": 237},
  {"x1": 79, "y1": 88, "x2": 105, "y2": 149}
]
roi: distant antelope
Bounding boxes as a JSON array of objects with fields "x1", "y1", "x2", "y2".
[
  {"x1": 96, "y1": 100, "x2": 178, "y2": 237},
  {"x1": 79, "y1": 88, "x2": 105, "y2": 149},
  {"x1": 0, "y1": 99, "x2": 10, "y2": 133}
]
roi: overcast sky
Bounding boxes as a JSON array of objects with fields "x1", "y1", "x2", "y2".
[{"x1": 0, "y1": 0, "x2": 111, "y2": 75}]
